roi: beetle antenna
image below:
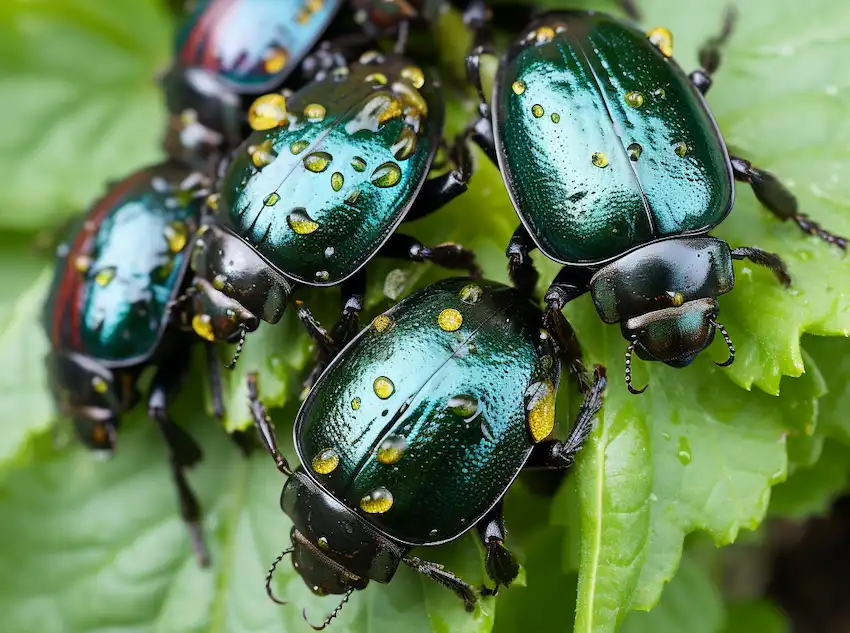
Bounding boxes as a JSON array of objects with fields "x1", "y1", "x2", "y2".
[
  {"x1": 225, "y1": 325, "x2": 247, "y2": 369},
  {"x1": 625, "y1": 337, "x2": 647, "y2": 394},
  {"x1": 266, "y1": 547, "x2": 294, "y2": 605},
  {"x1": 710, "y1": 319, "x2": 735, "y2": 367},
  {"x1": 303, "y1": 588, "x2": 354, "y2": 630}
]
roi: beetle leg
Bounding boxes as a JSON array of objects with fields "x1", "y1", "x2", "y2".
[
  {"x1": 689, "y1": 7, "x2": 737, "y2": 94},
  {"x1": 148, "y1": 364, "x2": 207, "y2": 567},
  {"x1": 246, "y1": 373, "x2": 294, "y2": 476},
  {"x1": 330, "y1": 272, "x2": 367, "y2": 350},
  {"x1": 301, "y1": 32, "x2": 375, "y2": 82},
  {"x1": 544, "y1": 268, "x2": 592, "y2": 391},
  {"x1": 731, "y1": 156, "x2": 847, "y2": 250},
  {"x1": 506, "y1": 225, "x2": 540, "y2": 298},
  {"x1": 204, "y1": 342, "x2": 225, "y2": 419},
  {"x1": 525, "y1": 367, "x2": 606, "y2": 469},
  {"x1": 405, "y1": 133, "x2": 473, "y2": 222},
  {"x1": 402, "y1": 556, "x2": 478, "y2": 611},
  {"x1": 462, "y1": 1, "x2": 499, "y2": 164},
  {"x1": 730, "y1": 246, "x2": 792, "y2": 287},
  {"x1": 380, "y1": 233, "x2": 482, "y2": 278},
  {"x1": 475, "y1": 500, "x2": 519, "y2": 594}
]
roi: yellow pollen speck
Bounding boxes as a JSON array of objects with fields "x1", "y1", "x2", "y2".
[
  {"x1": 192, "y1": 314, "x2": 215, "y2": 342},
  {"x1": 248, "y1": 93, "x2": 288, "y2": 131},
  {"x1": 263, "y1": 46, "x2": 289, "y2": 74},
  {"x1": 531, "y1": 104, "x2": 544, "y2": 117},
  {"x1": 372, "y1": 314, "x2": 394, "y2": 333},
  {"x1": 351, "y1": 397, "x2": 361, "y2": 410},
  {"x1": 512, "y1": 80, "x2": 526, "y2": 95},
  {"x1": 528, "y1": 382, "x2": 556, "y2": 442},
  {"x1": 401, "y1": 66, "x2": 425, "y2": 89},
  {"x1": 365, "y1": 72, "x2": 388, "y2": 85},
  {"x1": 591, "y1": 152, "x2": 609, "y2": 168},
  {"x1": 359, "y1": 487, "x2": 393, "y2": 514},
  {"x1": 534, "y1": 26, "x2": 556, "y2": 43},
  {"x1": 373, "y1": 376, "x2": 395, "y2": 399},
  {"x1": 312, "y1": 448, "x2": 339, "y2": 474},
  {"x1": 303, "y1": 103, "x2": 326, "y2": 121},
  {"x1": 625, "y1": 91, "x2": 644, "y2": 108},
  {"x1": 647, "y1": 26, "x2": 674, "y2": 57},
  {"x1": 438, "y1": 308, "x2": 463, "y2": 332},
  {"x1": 94, "y1": 267, "x2": 116, "y2": 287}
]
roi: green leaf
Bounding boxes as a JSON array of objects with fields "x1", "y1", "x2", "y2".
[
  {"x1": 770, "y1": 439, "x2": 850, "y2": 518},
  {"x1": 721, "y1": 601, "x2": 790, "y2": 633},
  {"x1": 0, "y1": 0, "x2": 171, "y2": 230},
  {"x1": 0, "y1": 394, "x2": 493, "y2": 633},
  {"x1": 803, "y1": 335, "x2": 850, "y2": 444}
]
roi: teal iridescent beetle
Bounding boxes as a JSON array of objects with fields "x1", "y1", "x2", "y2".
[
  {"x1": 44, "y1": 162, "x2": 228, "y2": 566},
  {"x1": 464, "y1": 8, "x2": 846, "y2": 392},
  {"x1": 246, "y1": 278, "x2": 606, "y2": 627},
  {"x1": 189, "y1": 52, "x2": 478, "y2": 377}
]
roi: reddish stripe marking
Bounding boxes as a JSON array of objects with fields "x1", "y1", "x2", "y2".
[
  {"x1": 203, "y1": 0, "x2": 240, "y2": 70},
  {"x1": 51, "y1": 170, "x2": 151, "y2": 351},
  {"x1": 183, "y1": 0, "x2": 232, "y2": 68}
]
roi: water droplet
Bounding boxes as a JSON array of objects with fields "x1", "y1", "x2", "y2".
[
  {"x1": 647, "y1": 26, "x2": 674, "y2": 57},
  {"x1": 652, "y1": 88, "x2": 666, "y2": 100},
  {"x1": 324, "y1": 246, "x2": 335, "y2": 258},
  {"x1": 263, "y1": 45, "x2": 289, "y2": 74},
  {"x1": 677, "y1": 436, "x2": 692, "y2": 465},
  {"x1": 459, "y1": 283, "x2": 483, "y2": 304},
  {"x1": 359, "y1": 50, "x2": 381, "y2": 64},
  {"x1": 212, "y1": 274, "x2": 228, "y2": 290},
  {"x1": 662, "y1": 432, "x2": 671, "y2": 440},
  {"x1": 94, "y1": 266, "x2": 116, "y2": 287},
  {"x1": 531, "y1": 104, "x2": 544, "y2": 118},
  {"x1": 512, "y1": 80, "x2": 526, "y2": 95},
  {"x1": 401, "y1": 65, "x2": 425, "y2": 89},
  {"x1": 448, "y1": 394, "x2": 479, "y2": 418},
  {"x1": 312, "y1": 448, "x2": 339, "y2": 474},
  {"x1": 527, "y1": 381, "x2": 555, "y2": 442},
  {"x1": 438, "y1": 308, "x2": 463, "y2": 332},
  {"x1": 351, "y1": 156, "x2": 367, "y2": 172},
  {"x1": 591, "y1": 152, "x2": 609, "y2": 168},
  {"x1": 359, "y1": 487, "x2": 393, "y2": 514},
  {"x1": 372, "y1": 314, "x2": 394, "y2": 333},
  {"x1": 164, "y1": 221, "x2": 188, "y2": 253},
  {"x1": 673, "y1": 141, "x2": 689, "y2": 157},
  {"x1": 376, "y1": 435, "x2": 407, "y2": 464},
  {"x1": 624, "y1": 91, "x2": 644, "y2": 108},
  {"x1": 668, "y1": 290, "x2": 685, "y2": 306},
  {"x1": 304, "y1": 152, "x2": 332, "y2": 173},
  {"x1": 290, "y1": 139, "x2": 309, "y2": 154},
  {"x1": 206, "y1": 193, "x2": 220, "y2": 210},
  {"x1": 248, "y1": 93, "x2": 288, "y2": 130},
  {"x1": 373, "y1": 376, "x2": 395, "y2": 399},
  {"x1": 351, "y1": 397, "x2": 361, "y2": 410},
  {"x1": 392, "y1": 128, "x2": 418, "y2": 161},
  {"x1": 371, "y1": 162, "x2": 401, "y2": 187},
  {"x1": 345, "y1": 188, "x2": 361, "y2": 205},
  {"x1": 250, "y1": 138, "x2": 276, "y2": 168},
  {"x1": 192, "y1": 314, "x2": 215, "y2": 341},
  {"x1": 91, "y1": 376, "x2": 109, "y2": 394},
  {"x1": 378, "y1": 97, "x2": 404, "y2": 126},
  {"x1": 287, "y1": 209, "x2": 320, "y2": 235},
  {"x1": 315, "y1": 270, "x2": 329, "y2": 281},
  {"x1": 331, "y1": 172, "x2": 344, "y2": 191},
  {"x1": 317, "y1": 536, "x2": 329, "y2": 549},
  {"x1": 551, "y1": 113, "x2": 560, "y2": 123},
  {"x1": 534, "y1": 26, "x2": 555, "y2": 43},
  {"x1": 627, "y1": 142, "x2": 643, "y2": 162},
  {"x1": 74, "y1": 255, "x2": 92, "y2": 273},
  {"x1": 429, "y1": 529, "x2": 438, "y2": 536},
  {"x1": 303, "y1": 103, "x2": 326, "y2": 121},
  {"x1": 365, "y1": 72, "x2": 388, "y2": 85},
  {"x1": 263, "y1": 192, "x2": 280, "y2": 206}
]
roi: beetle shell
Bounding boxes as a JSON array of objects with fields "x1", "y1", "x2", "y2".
[
  {"x1": 494, "y1": 12, "x2": 734, "y2": 265},
  {"x1": 46, "y1": 164, "x2": 201, "y2": 366},
  {"x1": 217, "y1": 55, "x2": 443, "y2": 286},
  {"x1": 175, "y1": 0, "x2": 343, "y2": 93},
  {"x1": 295, "y1": 278, "x2": 559, "y2": 546}
]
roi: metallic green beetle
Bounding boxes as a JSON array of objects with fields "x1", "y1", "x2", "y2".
[
  {"x1": 247, "y1": 277, "x2": 606, "y2": 627},
  {"x1": 464, "y1": 8, "x2": 845, "y2": 392}
]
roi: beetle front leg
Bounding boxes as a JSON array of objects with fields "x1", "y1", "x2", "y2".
[
  {"x1": 380, "y1": 233, "x2": 481, "y2": 278},
  {"x1": 731, "y1": 156, "x2": 847, "y2": 249},
  {"x1": 463, "y1": 0, "x2": 498, "y2": 164},
  {"x1": 404, "y1": 133, "x2": 472, "y2": 222},
  {"x1": 147, "y1": 362, "x2": 207, "y2": 567},
  {"x1": 731, "y1": 246, "x2": 792, "y2": 287},
  {"x1": 506, "y1": 224, "x2": 540, "y2": 298},
  {"x1": 475, "y1": 500, "x2": 519, "y2": 595},
  {"x1": 689, "y1": 7, "x2": 737, "y2": 94},
  {"x1": 544, "y1": 268, "x2": 592, "y2": 391},
  {"x1": 402, "y1": 556, "x2": 478, "y2": 611},
  {"x1": 246, "y1": 373, "x2": 293, "y2": 476},
  {"x1": 525, "y1": 367, "x2": 606, "y2": 469}
]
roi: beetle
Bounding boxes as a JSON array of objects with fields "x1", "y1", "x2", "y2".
[
  {"x1": 43, "y1": 162, "x2": 225, "y2": 566},
  {"x1": 187, "y1": 51, "x2": 479, "y2": 377},
  {"x1": 161, "y1": 0, "x2": 470, "y2": 164},
  {"x1": 463, "y1": 8, "x2": 847, "y2": 392},
  {"x1": 245, "y1": 277, "x2": 607, "y2": 628}
]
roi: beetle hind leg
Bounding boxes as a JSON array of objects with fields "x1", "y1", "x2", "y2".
[
  {"x1": 476, "y1": 501, "x2": 520, "y2": 594},
  {"x1": 731, "y1": 156, "x2": 847, "y2": 250},
  {"x1": 402, "y1": 556, "x2": 477, "y2": 611},
  {"x1": 543, "y1": 268, "x2": 593, "y2": 392},
  {"x1": 689, "y1": 7, "x2": 737, "y2": 94},
  {"x1": 380, "y1": 233, "x2": 481, "y2": 278},
  {"x1": 506, "y1": 225, "x2": 540, "y2": 298},
  {"x1": 404, "y1": 132, "x2": 473, "y2": 223},
  {"x1": 731, "y1": 246, "x2": 792, "y2": 287}
]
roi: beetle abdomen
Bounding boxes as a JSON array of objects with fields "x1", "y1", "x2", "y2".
[
  {"x1": 296, "y1": 279, "x2": 558, "y2": 545},
  {"x1": 495, "y1": 12, "x2": 733, "y2": 265}
]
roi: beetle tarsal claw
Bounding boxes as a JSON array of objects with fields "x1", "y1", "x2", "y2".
[
  {"x1": 710, "y1": 318, "x2": 735, "y2": 367},
  {"x1": 266, "y1": 547, "x2": 294, "y2": 605},
  {"x1": 303, "y1": 588, "x2": 354, "y2": 630},
  {"x1": 625, "y1": 338, "x2": 648, "y2": 394}
]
